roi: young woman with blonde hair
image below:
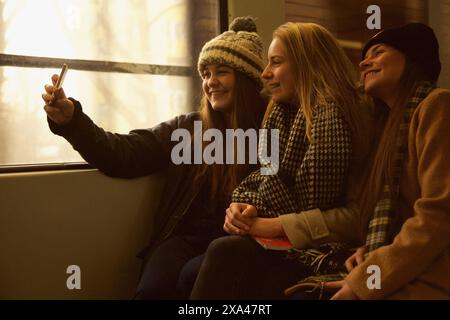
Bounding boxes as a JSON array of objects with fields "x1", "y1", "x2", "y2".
[{"x1": 190, "y1": 22, "x2": 375, "y2": 299}]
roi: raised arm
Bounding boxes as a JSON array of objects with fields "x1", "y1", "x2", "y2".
[{"x1": 42, "y1": 74, "x2": 191, "y2": 178}]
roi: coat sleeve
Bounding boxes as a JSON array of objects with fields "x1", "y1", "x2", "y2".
[
  {"x1": 48, "y1": 98, "x2": 194, "y2": 178},
  {"x1": 297, "y1": 103, "x2": 352, "y2": 210},
  {"x1": 279, "y1": 202, "x2": 363, "y2": 249},
  {"x1": 346, "y1": 91, "x2": 450, "y2": 299}
]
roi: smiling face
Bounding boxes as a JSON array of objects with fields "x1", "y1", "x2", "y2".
[
  {"x1": 202, "y1": 64, "x2": 236, "y2": 112},
  {"x1": 261, "y1": 37, "x2": 297, "y2": 105},
  {"x1": 360, "y1": 44, "x2": 406, "y2": 106}
]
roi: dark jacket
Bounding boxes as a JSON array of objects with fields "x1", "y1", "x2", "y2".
[{"x1": 49, "y1": 98, "x2": 205, "y2": 257}]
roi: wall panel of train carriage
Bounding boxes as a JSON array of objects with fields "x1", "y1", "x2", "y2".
[
  {"x1": 431, "y1": 0, "x2": 450, "y2": 88},
  {"x1": 284, "y1": 0, "x2": 449, "y2": 88}
]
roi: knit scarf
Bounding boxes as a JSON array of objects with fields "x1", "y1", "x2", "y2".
[
  {"x1": 284, "y1": 81, "x2": 436, "y2": 298},
  {"x1": 232, "y1": 101, "x2": 351, "y2": 217}
]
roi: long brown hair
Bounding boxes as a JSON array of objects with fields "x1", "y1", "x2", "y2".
[
  {"x1": 194, "y1": 70, "x2": 266, "y2": 200},
  {"x1": 359, "y1": 58, "x2": 433, "y2": 222},
  {"x1": 272, "y1": 22, "x2": 371, "y2": 156}
]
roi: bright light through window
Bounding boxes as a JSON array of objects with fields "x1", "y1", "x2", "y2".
[
  {"x1": 0, "y1": 0, "x2": 193, "y2": 166},
  {"x1": 2, "y1": 0, "x2": 191, "y2": 65}
]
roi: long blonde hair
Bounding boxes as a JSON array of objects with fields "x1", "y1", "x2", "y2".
[{"x1": 272, "y1": 22, "x2": 370, "y2": 151}]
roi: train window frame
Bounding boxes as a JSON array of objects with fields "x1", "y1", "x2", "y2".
[{"x1": 0, "y1": 0, "x2": 225, "y2": 173}]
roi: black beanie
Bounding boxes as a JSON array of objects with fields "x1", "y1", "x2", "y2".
[{"x1": 361, "y1": 23, "x2": 441, "y2": 82}]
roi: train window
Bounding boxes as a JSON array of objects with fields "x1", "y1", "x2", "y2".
[{"x1": 0, "y1": 0, "x2": 215, "y2": 168}]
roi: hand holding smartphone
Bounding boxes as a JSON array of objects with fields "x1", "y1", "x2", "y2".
[{"x1": 43, "y1": 63, "x2": 75, "y2": 125}]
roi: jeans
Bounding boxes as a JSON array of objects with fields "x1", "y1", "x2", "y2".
[
  {"x1": 191, "y1": 235, "x2": 309, "y2": 299},
  {"x1": 134, "y1": 235, "x2": 209, "y2": 299}
]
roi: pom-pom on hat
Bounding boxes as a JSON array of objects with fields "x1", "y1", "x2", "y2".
[
  {"x1": 361, "y1": 23, "x2": 441, "y2": 82},
  {"x1": 198, "y1": 16, "x2": 264, "y2": 88}
]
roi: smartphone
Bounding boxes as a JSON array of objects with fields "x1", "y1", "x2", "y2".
[
  {"x1": 49, "y1": 63, "x2": 68, "y2": 105},
  {"x1": 54, "y1": 63, "x2": 68, "y2": 90}
]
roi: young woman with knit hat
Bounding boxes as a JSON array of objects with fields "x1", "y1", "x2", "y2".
[
  {"x1": 41, "y1": 16, "x2": 267, "y2": 299},
  {"x1": 190, "y1": 22, "x2": 375, "y2": 299},
  {"x1": 321, "y1": 22, "x2": 450, "y2": 300}
]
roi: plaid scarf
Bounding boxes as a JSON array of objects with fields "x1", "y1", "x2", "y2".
[
  {"x1": 364, "y1": 81, "x2": 436, "y2": 255},
  {"x1": 232, "y1": 101, "x2": 351, "y2": 217},
  {"x1": 284, "y1": 82, "x2": 436, "y2": 298}
]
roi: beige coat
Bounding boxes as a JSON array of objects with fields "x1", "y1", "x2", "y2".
[{"x1": 280, "y1": 88, "x2": 450, "y2": 299}]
